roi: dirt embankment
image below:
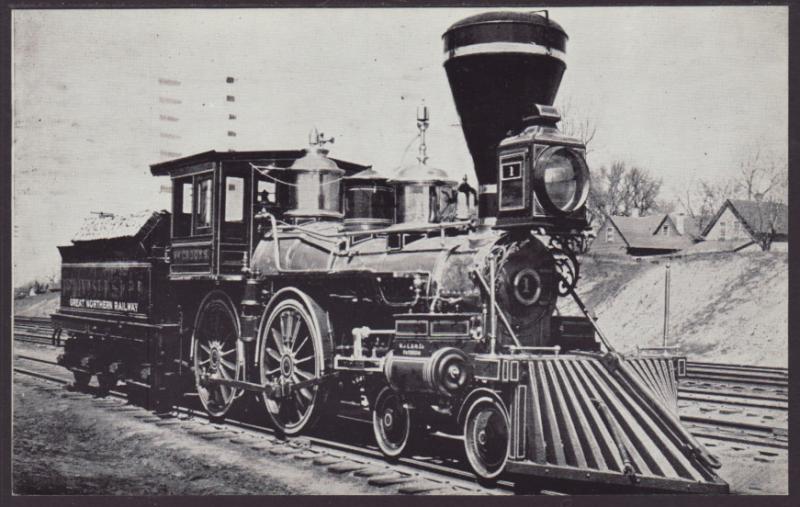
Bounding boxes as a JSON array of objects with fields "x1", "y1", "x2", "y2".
[
  {"x1": 16, "y1": 252, "x2": 787, "y2": 367},
  {"x1": 14, "y1": 291, "x2": 60, "y2": 318},
  {"x1": 562, "y1": 252, "x2": 788, "y2": 367}
]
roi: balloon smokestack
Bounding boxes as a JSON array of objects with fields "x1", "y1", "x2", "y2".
[{"x1": 442, "y1": 11, "x2": 569, "y2": 196}]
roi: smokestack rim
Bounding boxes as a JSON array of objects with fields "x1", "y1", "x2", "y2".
[
  {"x1": 442, "y1": 11, "x2": 568, "y2": 56},
  {"x1": 443, "y1": 11, "x2": 567, "y2": 37}
]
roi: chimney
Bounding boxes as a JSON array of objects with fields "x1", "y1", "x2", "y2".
[{"x1": 673, "y1": 213, "x2": 686, "y2": 235}]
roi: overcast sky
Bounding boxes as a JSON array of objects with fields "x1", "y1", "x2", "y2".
[{"x1": 12, "y1": 6, "x2": 787, "y2": 285}]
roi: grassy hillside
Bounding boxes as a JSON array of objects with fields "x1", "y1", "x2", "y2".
[{"x1": 562, "y1": 252, "x2": 788, "y2": 367}]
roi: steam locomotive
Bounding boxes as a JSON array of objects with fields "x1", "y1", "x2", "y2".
[{"x1": 52, "y1": 12, "x2": 728, "y2": 493}]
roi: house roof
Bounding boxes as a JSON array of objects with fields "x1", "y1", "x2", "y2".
[
  {"x1": 729, "y1": 199, "x2": 788, "y2": 235},
  {"x1": 605, "y1": 214, "x2": 693, "y2": 251},
  {"x1": 72, "y1": 210, "x2": 165, "y2": 243},
  {"x1": 701, "y1": 199, "x2": 788, "y2": 238}
]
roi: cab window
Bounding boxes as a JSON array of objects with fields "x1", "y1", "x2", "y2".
[
  {"x1": 255, "y1": 177, "x2": 278, "y2": 214},
  {"x1": 195, "y1": 176, "x2": 213, "y2": 231},
  {"x1": 224, "y1": 176, "x2": 245, "y2": 223},
  {"x1": 222, "y1": 175, "x2": 247, "y2": 241},
  {"x1": 172, "y1": 178, "x2": 193, "y2": 237}
]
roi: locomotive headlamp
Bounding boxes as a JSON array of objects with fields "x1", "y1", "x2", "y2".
[{"x1": 533, "y1": 146, "x2": 590, "y2": 214}]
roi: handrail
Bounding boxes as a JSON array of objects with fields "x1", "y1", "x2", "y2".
[{"x1": 470, "y1": 267, "x2": 522, "y2": 349}]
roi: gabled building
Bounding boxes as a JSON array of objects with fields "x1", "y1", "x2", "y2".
[
  {"x1": 692, "y1": 199, "x2": 788, "y2": 252},
  {"x1": 590, "y1": 213, "x2": 693, "y2": 256}
]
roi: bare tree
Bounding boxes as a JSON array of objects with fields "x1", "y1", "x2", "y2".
[
  {"x1": 623, "y1": 166, "x2": 662, "y2": 216},
  {"x1": 588, "y1": 161, "x2": 663, "y2": 222},
  {"x1": 678, "y1": 178, "x2": 738, "y2": 232},
  {"x1": 679, "y1": 147, "x2": 787, "y2": 239},
  {"x1": 558, "y1": 97, "x2": 598, "y2": 153},
  {"x1": 738, "y1": 148, "x2": 787, "y2": 203}
]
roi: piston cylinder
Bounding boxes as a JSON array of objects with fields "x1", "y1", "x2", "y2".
[{"x1": 385, "y1": 347, "x2": 471, "y2": 395}]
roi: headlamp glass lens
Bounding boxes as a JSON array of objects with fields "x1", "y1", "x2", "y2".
[{"x1": 543, "y1": 151, "x2": 578, "y2": 211}]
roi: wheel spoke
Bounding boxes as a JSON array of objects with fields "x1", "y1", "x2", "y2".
[
  {"x1": 289, "y1": 317, "x2": 302, "y2": 350},
  {"x1": 270, "y1": 328, "x2": 286, "y2": 354},
  {"x1": 266, "y1": 347, "x2": 281, "y2": 362},
  {"x1": 219, "y1": 357, "x2": 236, "y2": 371},
  {"x1": 293, "y1": 335, "x2": 309, "y2": 355},
  {"x1": 197, "y1": 359, "x2": 210, "y2": 366},
  {"x1": 295, "y1": 368, "x2": 313, "y2": 381},
  {"x1": 199, "y1": 343, "x2": 211, "y2": 355},
  {"x1": 294, "y1": 395, "x2": 305, "y2": 419},
  {"x1": 285, "y1": 312, "x2": 296, "y2": 346},
  {"x1": 220, "y1": 348, "x2": 237, "y2": 357},
  {"x1": 218, "y1": 365, "x2": 232, "y2": 380},
  {"x1": 266, "y1": 366, "x2": 281, "y2": 375},
  {"x1": 290, "y1": 373, "x2": 313, "y2": 402},
  {"x1": 280, "y1": 312, "x2": 288, "y2": 343},
  {"x1": 290, "y1": 376, "x2": 308, "y2": 408},
  {"x1": 293, "y1": 355, "x2": 313, "y2": 366},
  {"x1": 298, "y1": 385, "x2": 313, "y2": 401}
]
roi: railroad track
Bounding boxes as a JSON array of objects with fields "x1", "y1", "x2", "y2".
[
  {"x1": 13, "y1": 323, "x2": 789, "y2": 454},
  {"x1": 683, "y1": 361, "x2": 788, "y2": 391},
  {"x1": 13, "y1": 316, "x2": 61, "y2": 346},
  {"x1": 12, "y1": 352, "x2": 517, "y2": 495}
]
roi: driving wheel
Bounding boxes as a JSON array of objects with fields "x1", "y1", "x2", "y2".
[
  {"x1": 193, "y1": 292, "x2": 242, "y2": 418},
  {"x1": 258, "y1": 297, "x2": 328, "y2": 436}
]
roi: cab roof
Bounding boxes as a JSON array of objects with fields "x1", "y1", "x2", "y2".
[{"x1": 150, "y1": 149, "x2": 369, "y2": 177}]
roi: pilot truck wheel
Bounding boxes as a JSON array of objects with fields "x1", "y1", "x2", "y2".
[
  {"x1": 258, "y1": 296, "x2": 330, "y2": 436},
  {"x1": 463, "y1": 396, "x2": 510, "y2": 483},
  {"x1": 372, "y1": 386, "x2": 413, "y2": 459},
  {"x1": 72, "y1": 371, "x2": 91, "y2": 389},
  {"x1": 192, "y1": 292, "x2": 242, "y2": 419}
]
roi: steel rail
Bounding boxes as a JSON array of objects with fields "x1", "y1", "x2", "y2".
[
  {"x1": 14, "y1": 327, "x2": 789, "y2": 474},
  {"x1": 12, "y1": 353, "x2": 516, "y2": 494}
]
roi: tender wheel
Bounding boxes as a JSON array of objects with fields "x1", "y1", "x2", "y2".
[
  {"x1": 372, "y1": 386, "x2": 412, "y2": 459},
  {"x1": 96, "y1": 372, "x2": 116, "y2": 395},
  {"x1": 463, "y1": 396, "x2": 510, "y2": 482},
  {"x1": 258, "y1": 298, "x2": 327, "y2": 436},
  {"x1": 72, "y1": 371, "x2": 91, "y2": 389},
  {"x1": 193, "y1": 292, "x2": 242, "y2": 418}
]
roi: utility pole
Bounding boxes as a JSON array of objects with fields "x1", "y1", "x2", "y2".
[{"x1": 662, "y1": 263, "x2": 671, "y2": 349}]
